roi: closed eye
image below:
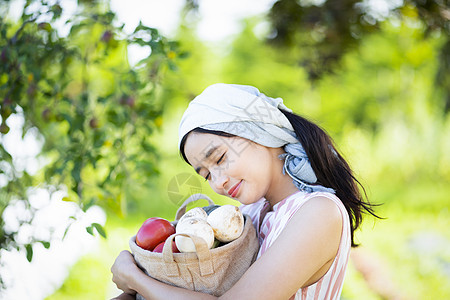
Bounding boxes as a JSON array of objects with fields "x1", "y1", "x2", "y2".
[
  {"x1": 204, "y1": 153, "x2": 226, "y2": 181},
  {"x1": 217, "y1": 153, "x2": 225, "y2": 164}
]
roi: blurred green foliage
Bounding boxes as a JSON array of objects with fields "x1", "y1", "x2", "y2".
[
  {"x1": 266, "y1": 0, "x2": 450, "y2": 113},
  {"x1": 0, "y1": 0, "x2": 185, "y2": 286}
]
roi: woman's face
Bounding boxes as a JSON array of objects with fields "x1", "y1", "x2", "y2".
[{"x1": 184, "y1": 132, "x2": 278, "y2": 205}]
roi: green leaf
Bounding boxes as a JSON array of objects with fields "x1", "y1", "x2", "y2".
[
  {"x1": 63, "y1": 221, "x2": 75, "y2": 240},
  {"x1": 50, "y1": 4, "x2": 63, "y2": 20},
  {"x1": 141, "y1": 139, "x2": 156, "y2": 152},
  {"x1": 25, "y1": 244, "x2": 33, "y2": 262},
  {"x1": 93, "y1": 131, "x2": 105, "y2": 148},
  {"x1": 40, "y1": 241, "x2": 51, "y2": 249},
  {"x1": 81, "y1": 197, "x2": 96, "y2": 212},
  {"x1": 92, "y1": 223, "x2": 107, "y2": 238},
  {"x1": 178, "y1": 51, "x2": 190, "y2": 59},
  {"x1": 38, "y1": 22, "x2": 52, "y2": 32},
  {"x1": 86, "y1": 225, "x2": 94, "y2": 236},
  {"x1": 167, "y1": 61, "x2": 178, "y2": 71},
  {"x1": 60, "y1": 113, "x2": 73, "y2": 126},
  {"x1": 71, "y1": 181, "x2": 79, "y2": 195},
  {"x1": 71, "y1": 159, "x2": 82, "y2": 183}
]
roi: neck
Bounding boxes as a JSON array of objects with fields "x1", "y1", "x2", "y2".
[{"x1": 264, "y1": 148, "x2": 299, "y2": 208}]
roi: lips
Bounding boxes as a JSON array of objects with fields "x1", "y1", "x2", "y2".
[{"x1": 228, "y1": 180, "x2": 242, "y2": 198}]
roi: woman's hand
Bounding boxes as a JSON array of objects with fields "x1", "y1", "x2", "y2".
[
  {"x1": 111, "y1": 250, "x2": 142, "y2": 295},
  {"x1": 110, "y1": 250, "x2": 216, "y2": 300}
]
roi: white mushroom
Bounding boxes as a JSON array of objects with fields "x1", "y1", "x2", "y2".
[
  {"x1": 202, "y1": 205, "x2": 220, "y2": 215},
  {"x1": 175, "y1": 218, "x2": 215, "y2": 252},
  {"x1": 178, "y1": 207, "x2": 208, "y2": 225},
  {"x1": 207, "y1": 205, "x2": 244, "y2": 242}
]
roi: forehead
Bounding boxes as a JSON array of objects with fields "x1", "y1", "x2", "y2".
[
  {"x1": 184, "y1": 132, "x2": 255, "y2": 167},
  {"x1": 184, "y1": 132, "x2": 225, "y2": 165}
]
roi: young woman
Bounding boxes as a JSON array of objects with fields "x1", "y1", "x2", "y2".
[{"x1": 111, "y1": 83, "x2": 379, "y2": 300}]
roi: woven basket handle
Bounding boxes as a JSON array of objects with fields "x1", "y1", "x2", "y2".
[
  {"x1": 174, "y1": 193, "x2": 215, "y2": 221},
  {"x1": 162, "y1": 233, "x2": 214, "y2": 277}
]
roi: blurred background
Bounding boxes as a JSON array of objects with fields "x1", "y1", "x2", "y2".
[{"x1": 0, "y1": 0, "x2": 449, "y2": 299}]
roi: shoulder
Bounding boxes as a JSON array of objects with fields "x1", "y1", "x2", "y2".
[
  {"x1": 285, "y1": 195, "x2": 343, "y2": 253},
  {"x1": 284, "y1": 195, "x2": 343, "y2": 264},
  {"x1": 278, "y1": 192, "x2": 343, "y2": 229},
  {"x1": 300, "y1": 194, "x2": 343, "y2": 222}
]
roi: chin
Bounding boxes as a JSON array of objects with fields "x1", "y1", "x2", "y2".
[{"x1": 236, "y1": 193, "x2": 263, "y2": 206}]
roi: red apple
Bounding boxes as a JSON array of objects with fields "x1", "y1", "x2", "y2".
[
  {"x1": 152, "y1": 240, "x2": 180, "y2": 253},
  {"x1": 136, "y1": 217, "x2": 175, "y2": 251}
]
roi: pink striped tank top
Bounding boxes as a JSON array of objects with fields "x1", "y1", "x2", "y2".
[{"x1": 240, "y1": 191, "x2": 351, "y2": 300}]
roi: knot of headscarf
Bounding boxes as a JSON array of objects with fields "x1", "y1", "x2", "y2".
[
  {"x1": 178, "y1": 83, "x2": 335, "y2": 194},
  {"x1": 280, "y1": 144, "x2": 335, "y2": 193}
]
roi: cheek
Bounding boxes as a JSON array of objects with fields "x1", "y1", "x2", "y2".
[
  {"x1": 239, "y1": 149, "x2": 273, "y2": 187},
  {"x1": 209, "y1": 184, "x2": 225, "y2": 196},
  {"x1": 242, "y1": 148, "x2": 272, "y2": 174}
]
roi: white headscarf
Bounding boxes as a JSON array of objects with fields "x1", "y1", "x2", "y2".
[{"x1": 178, "y1": 83, "x2": 335, "y2": 194}]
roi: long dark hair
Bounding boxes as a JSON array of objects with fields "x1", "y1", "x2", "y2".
[
  {"x1": 279, "y1": 109, "x2": 381, "y2": 247},
  {"x1": 179, "y1": 114, "x2": 381, "y2": 247}
]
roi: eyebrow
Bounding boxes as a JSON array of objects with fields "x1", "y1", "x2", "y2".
[{"x1": 195, "y1": 146, "x2": 219, "y2": 174}]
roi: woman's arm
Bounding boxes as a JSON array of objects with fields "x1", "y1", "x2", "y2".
[
  {"x1": 111, "y1": 292, "x2": 136, "y2": 300},
  {"x1": 111, "y1": 196, "x2": 342, "y2": 300}
]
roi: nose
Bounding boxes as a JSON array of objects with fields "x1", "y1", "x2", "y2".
[{"x1": 209, "y1": 168, "x2": 229, "y2": 193}]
